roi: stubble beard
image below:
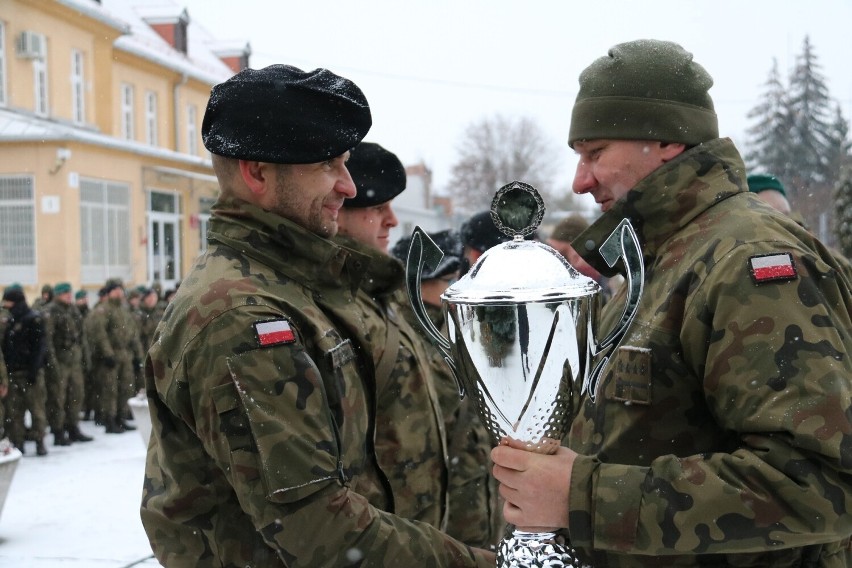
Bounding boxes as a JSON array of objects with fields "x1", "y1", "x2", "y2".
[{"x1": 272, "y1": 171, "x2": 337, "y2": 238}]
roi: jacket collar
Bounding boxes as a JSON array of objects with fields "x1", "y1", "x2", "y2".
[
  {"x1": 574, "y1": 138, "x2": 747, "y2": 276},
  {"x1": 208, "y1": 198, "x2": 371, "y2": 294}
]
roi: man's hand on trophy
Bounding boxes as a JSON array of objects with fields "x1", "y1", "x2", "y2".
[{"x1": 491, "y1": 438, "x2": 575, "y2": 529}]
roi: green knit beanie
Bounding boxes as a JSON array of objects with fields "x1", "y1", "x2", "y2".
[
  {"x1": 746, "y1": 173, "x2": 786, "y2": 197},
  {"x1": 568, "y1": 39, "x2": 719, "y2": 147}
]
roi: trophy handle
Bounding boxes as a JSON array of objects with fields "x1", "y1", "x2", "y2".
[
  {"x1": 589, "y1": 219, "x2": 644, "y2": 386},
  {"x1": 405, "y1": 227, "x2": 464, "y2": 397}
]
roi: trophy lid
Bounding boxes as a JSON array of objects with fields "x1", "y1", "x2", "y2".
[{"x1": 443, "y1": 181, "x2": 600, "y2": 306}]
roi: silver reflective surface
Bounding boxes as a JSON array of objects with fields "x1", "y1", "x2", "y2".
[{"x1": 445, "y1": 298, "x2": 592, "y2": 450}]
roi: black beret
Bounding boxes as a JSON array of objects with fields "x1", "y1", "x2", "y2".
[
  {"x1": 344, "y1": 142, "x2": 406, "y2": 208},
  {"x1": 202, "y1": 65, "x2": 372, "y2": 164},
  {"x1": 391, "y1": 229, "x2": 462, "y2": 280}
]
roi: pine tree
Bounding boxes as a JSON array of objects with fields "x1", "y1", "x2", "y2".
[
  {"x1": 833, "y1": 164, "x2": 852, "y2": 258},
  {"x1": 745, "y1": 58, "x2": 794, "y2": 182},
  {"x1": 786, "y1": 35, "x2": 836, "y2": 190}
]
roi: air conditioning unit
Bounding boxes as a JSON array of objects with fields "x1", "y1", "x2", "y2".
[{"x1": 16, "y1": 31, "x2": 47, "y2": 59}]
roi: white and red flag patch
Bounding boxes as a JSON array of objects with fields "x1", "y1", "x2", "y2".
[
  {"x1": 748, "y1": 253, "x2": 797, "y2": 284},
  {"x1": 254, "y1": 319, "x2": 296, "y2": 347}
]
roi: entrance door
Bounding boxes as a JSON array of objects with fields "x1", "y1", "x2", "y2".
[{"x1": 147, "y1": 191, "x2": 181, "y2": 290}]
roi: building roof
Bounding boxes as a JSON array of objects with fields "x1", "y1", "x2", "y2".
[{"x1": 62, "y1": 0, "x2": 244, "y2": 85}]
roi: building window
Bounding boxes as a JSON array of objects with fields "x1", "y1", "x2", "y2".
[
  {"x1": 79, "y1": 178, "x2": 131, "y2": 284},
  {"x1": 145, "y1": 91, "x2": 158, "y2": 146},
  {"x1": 34, "y1": 55, "x2": 48, "y2": 116},
  {"x1": 186, "y1": 103, "x2": 197, "y2": 155},
  {"x1": 71, "y1": 49, "x2": 85, "y2": 124},
  {"x1": 198, "y1": 196, "x2": 215, "y2": 253},
  {"x1": 0, "y1": 22, "x2": 7, "y2": 106},
  {"x1": 0, "y1": 175, "x2": 36, "y2": 283},
  {"x1": 120, "y1": 83, "x2": 134, "y2": 140}
]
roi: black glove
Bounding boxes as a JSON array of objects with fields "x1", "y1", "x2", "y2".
[
  {"x1": 133, "y1": 357, "x2": 142, "y2": 372},
  {"x1": 102, "y1": 355, "x2": 117, "y2": 369}
]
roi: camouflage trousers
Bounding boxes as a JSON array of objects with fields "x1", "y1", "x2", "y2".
[
  {"x1": 45, "y1": 347, "x2": 85, "y2": 433},
  {"x1": 98, "y1": 354, "x2": 135, "y2": 420},
  {"x1": 5, "y1": 368, "x2": 48, "y2": 448}
]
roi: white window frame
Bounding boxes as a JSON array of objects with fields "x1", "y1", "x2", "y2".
[
  {"x1": 120, "y1": 83, "x2": 135, "y2": 140},
  {"x1": 186, "y1": 103, "x2": 198, "y2": 156},
  {"x1": 0, "y1": 175, "x2": 37, "y2": 283},
  {"x1": 34, "y1": 54, "x2": 48, "y2": 116},
  {"x1": 0, "y1": 22, "x2": 7, "y2": 107},
  {"x1": 79, "y1": 178, "x2": 132, "y2": 284},
  {"x1": 145, "y1": 90, "x2": 158, "y2": 146},
  {"x1": 71, "y1": 49, "x2": 85, "y2": 124}
]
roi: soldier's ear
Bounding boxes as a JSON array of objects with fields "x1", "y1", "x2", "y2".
[{"x1": 237, "y1": 160, "x2": 273, "y2": 197}]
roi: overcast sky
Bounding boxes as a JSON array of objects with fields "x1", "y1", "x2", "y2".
[{"x1": 180, "y1": 0, "x2": 852, "y2": 202}]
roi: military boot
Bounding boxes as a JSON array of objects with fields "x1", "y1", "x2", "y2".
[
  {"x1": 104, "y1": 416, "x2": 124, "y2": 434},
  {"x1": 67, "y1": 425, "x2": 94, "y2": 442},
  {"x1": 54, "y1": 431, "x2": 72, "y2": 446},
  {"x1": 35, "y1": 438, "x2": 48, "y2": 456},
  {"x1": 120, "y1": 419, "x2": 137, "y2": 431}
]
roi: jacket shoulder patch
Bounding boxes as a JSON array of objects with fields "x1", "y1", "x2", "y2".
[
  {"x1": 254, "y1": 318, "x2": 296, "y2": 347},
  {"x1": 749, "y1": 252, "x2": 798, "y2": 284}
]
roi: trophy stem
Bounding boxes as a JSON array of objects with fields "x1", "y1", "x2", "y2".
[{"x1": 497, "y1": 529, "x2": 590, "y2": 568}]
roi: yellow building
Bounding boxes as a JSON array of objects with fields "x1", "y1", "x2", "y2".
[{"x1": 0, "y1": 0, "x2": 249, "y2": 299}]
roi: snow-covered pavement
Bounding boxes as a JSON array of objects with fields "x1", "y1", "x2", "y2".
[{"x1": 0, "y1": 419, "x2": 158, "y2": 567}]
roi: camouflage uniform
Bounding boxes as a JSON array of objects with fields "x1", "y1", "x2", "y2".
[
  {"x1": 417, "y1": 300, "x2": 501, "y2": 548},
  {"x1": 86, "y1": 298, "x2": 137, "y2": 431},
  {"x1": 141, "y1": 199, "x2": 492, "y2": 567},
  {"x1": 83, "y1": 303, "x2": 106, "y2": 422},
  {"x1": 43, "y1": 300, "x2": 86, "y2": 442},
  {"x1": 335, "y1": 234, "x2": 450, "y2": 528},
  {"x1": 567, "y1": 138, "x2": 852, "y2": 566}
]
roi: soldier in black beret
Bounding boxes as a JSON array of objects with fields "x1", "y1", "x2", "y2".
[
  {"x1": 142, "y1": 64, "x2": 497, "y2": 566},
  {"x1": 336, "y1": 142, "x2": 406, "y2": 253}
]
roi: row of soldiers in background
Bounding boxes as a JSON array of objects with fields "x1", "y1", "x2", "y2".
[{"x1": 0, "y1": 279, "x2": 167, "y2": 456}]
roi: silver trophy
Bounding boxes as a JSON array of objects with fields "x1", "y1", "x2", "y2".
[{"x1": 405, "y1": 181, "x2": 644, "y2": 568}]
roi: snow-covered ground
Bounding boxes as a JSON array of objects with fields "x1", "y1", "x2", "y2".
[{"x1": 0, "y1": 418, "x2": 159, "y2": 567}]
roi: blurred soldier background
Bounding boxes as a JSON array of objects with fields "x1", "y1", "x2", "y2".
[
  {"x1": 43, "y1": 282, "x2": 93, "y2": 446},
  {"x1": 1, "y1": 286, "x2": 49, "y2": 456}
]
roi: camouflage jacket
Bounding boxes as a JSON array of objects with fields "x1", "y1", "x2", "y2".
[
  {"x1": 141, "y1": 199, "x2": 491, "y2": 567},
  {"x1": 334, "y1": 235, "x2": 450, "y2": 528},
  {"x1": 86, "y1": 299, "x2": 138, "y2": 361},
  {"x1": 135, "y1": 304, "x2": 164, "y2": 352},
  {"x1": 567, "y1": 138, "x2": 852, "y2": 566},
  {"x1": 43, "y1": 300, "x2": 83, "y2": 367},
  {"x1": 407, "y1": 301, "x2": 502, "y2": 549}
]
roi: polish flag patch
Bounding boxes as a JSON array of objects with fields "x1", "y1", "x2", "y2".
[
  {"x1": 254, "y1": 319, "x2": 296, "y2": 347},
  {"x1": 748, "y1": 253, "x2": 798, "y2": 284}
]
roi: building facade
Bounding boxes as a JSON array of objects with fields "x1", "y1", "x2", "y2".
[{"x1": 0, "y1": 0, "x2": 248, "y2": 298}]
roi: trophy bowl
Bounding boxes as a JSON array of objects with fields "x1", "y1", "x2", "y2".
[{"x1": 406, "y1": 181, "x2": 643, "y2": 567}]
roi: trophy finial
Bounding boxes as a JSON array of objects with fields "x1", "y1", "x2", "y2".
[{"x1": 491, "y1": 181, "x2": 545, "y2": 240}]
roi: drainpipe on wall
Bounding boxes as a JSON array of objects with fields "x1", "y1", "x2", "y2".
[{"x1": 173, "y1": 72, "x2": 188, "y2": 152}]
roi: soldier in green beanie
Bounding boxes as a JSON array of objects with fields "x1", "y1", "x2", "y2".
[{"x1": 492, "y1": 39, "x2": 852, "y2": 567}]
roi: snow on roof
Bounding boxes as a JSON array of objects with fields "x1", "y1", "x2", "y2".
[
  {"x1": 59, "y1": 0, "x2": 244, "y2": 85},
  {"x1": 0, "y1": 108, "x2": 211, "y2": 168}
]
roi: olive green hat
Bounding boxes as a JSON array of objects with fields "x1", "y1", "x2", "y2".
[{"x1": 568, "y1": 39, "x2": 719, "y2": 148}]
